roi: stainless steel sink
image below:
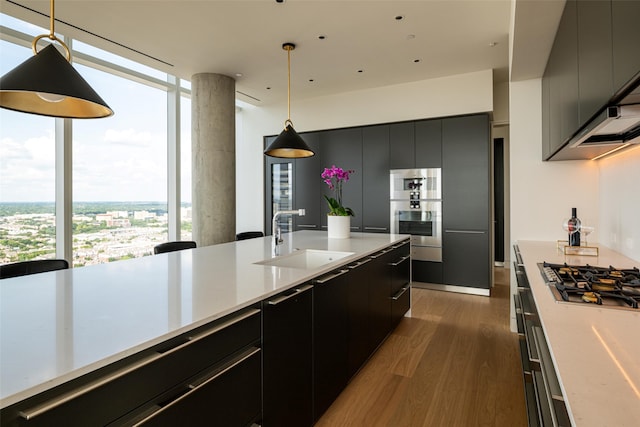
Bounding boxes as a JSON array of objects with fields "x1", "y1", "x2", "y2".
[{"x1": 255, "y1": 249, "x2": 354, "y2": 270}]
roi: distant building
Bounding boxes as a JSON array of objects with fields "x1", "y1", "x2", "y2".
[
  {"x1": 96, "y1": 213, "x2": 113, "y2": 222},
  {"x1": 107, "y1": 211, "x2": 129, "y2": 219},
  {"x1": 133, "y1": 210, "x2": 156, "y2": 220}
]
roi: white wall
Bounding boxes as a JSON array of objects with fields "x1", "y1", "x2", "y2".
[
  {"x1": 236, "y1": 69, "x2": 494, "y2": 233},
  {"x1": 598, "y1": 146, "x2": 640, "y2": 262},
  {"x1": 508, "y1": 78, "x2": 599, "y2": 329}
]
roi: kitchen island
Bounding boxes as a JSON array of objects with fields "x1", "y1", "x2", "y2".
[
  {"x1": 516, "y1": 241, "x2": 640, "y2": 427},
  {"x1": 0, "y1": 231, "x2": 410, "y2": 425}
]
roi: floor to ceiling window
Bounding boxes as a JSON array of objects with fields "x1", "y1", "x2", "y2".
[
  {"x1": 0, "y1": 40, "x2": 56, "y2": 263},
  {"x1": 0, "y1": 13, "x2": 192, "y2": 267}
]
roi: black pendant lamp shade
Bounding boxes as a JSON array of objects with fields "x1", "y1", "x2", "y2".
[
  {"x1": 264, "y1": 42, "x2": 314, "y2": 158},
  {"x1": 265, "y1": 122, "x2": 315, "y2": 158},
  {"x1": 0, "y1": 43, "x2": 113, "y2": 119}
]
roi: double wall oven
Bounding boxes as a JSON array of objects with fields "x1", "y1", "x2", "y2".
[{"x1": 390, "y1": 169, "x2": 442, "y2": 262}]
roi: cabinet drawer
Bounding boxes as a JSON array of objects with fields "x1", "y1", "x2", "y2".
[
  {"x1": 391, "y1": 284, "x2": 410, "y2": 327},
  {"x1": 14, "y1": 308, "x2": 261, "y2": 427},
  {"x1": 130, "y1": 347, "x2": 262, "y2": 427}
]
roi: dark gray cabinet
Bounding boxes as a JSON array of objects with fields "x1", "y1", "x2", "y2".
[
  {"x1": 543, "y1": 0, "x2": 640, "y2": 161},
  {"x1": 262, "y1": 284, "x2": 314, "y2": 427},
  {"x1": 389, "y1": 122, "x2": 415, "y2": 169},
  {"x1": 312, "y1": 269, "x2": 350, "y2": 422},
  {"x1": 294, "y1": 132, "x2": 322, "y2": 231},
  {"x1": 346, "y1": 257, "x2": 375, "y2": 378},
  {"x1": 389, "y1": 242, "x2": 411, "y2": 328},
  {"x1": 362, "y1": 125, "x2": 390, "y2": 232},
  {"x1": 577, "y1": 0, "x2": 613, "y2": 126},
  {"x1": 1, "y1": 308, "x2": 262, "y2": 427},
  {"x1": 442, "y1": 114, "x2": 491, "y2": 290},
  {"x1": 415, "y1": 119, "x2": 442, "y2": 168},
  {"x1": 612, "y1": 0, "x2": 640, "y2": 91},
  {"x1": 320, "y1": 128, "x2": 363, "y2": 231},
  {"x1": 368, "y1": 249, "x2": 393, "y2": 350}
]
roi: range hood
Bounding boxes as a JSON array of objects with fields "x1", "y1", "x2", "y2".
[{"x1": 550, "y1": 78, "x2": 640, "y2": 161}]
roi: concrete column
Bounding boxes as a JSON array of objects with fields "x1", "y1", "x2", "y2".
[{"x1": 191, "y1": 73, "x2": 236, "y2": 246}]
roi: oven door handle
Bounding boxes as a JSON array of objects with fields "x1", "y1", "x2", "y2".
[{"x1": 444, "y1": 229, "x2": 486, "y2": 234}]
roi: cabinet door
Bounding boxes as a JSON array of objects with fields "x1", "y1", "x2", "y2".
[
  {"x1": 362, "y1": 125, "x2": 390, "y2": 233},
  {"x1": 577, "y1": 0, "x2": 613, "y2": 126},
  {"x1": 262, "y1": 285, "x2": 313, "y2": 427},
  {"x1": 415, "y1": 119, "x2": 442, "y2": 168},
  {"x1": 389, "y1": 122, "x2": 415, "y2": 169},
  {"x1": 442, "y1": 115, "x2": 490, "y2": 231},
  {"x1": 312, "y1": 269, "x2": 350, "y2": 421},
  {"x1": 346, "y1": 258, "x2": 374, "y2": 378},
  {"x1": 369, "y1": 250, "x2": 393, "y2": 351},
  {"x1": 320, "y1": 128, "x2": 363, "y2": 231},
  {"x1": 442, "y1": 231, "x2": 490, "y2": 289},
  {"x1": 556, "y1": 0, "x2": 580, "y2": 146},
  {"x1": 612, "y1": 0, "x2": 640, "y2": 91},
  {"x1": 389, "y1": 243, "x2": 411, "y2": 327},
  {"x1": 294, "y1": 132, "x2": 322, "y2": 231}
]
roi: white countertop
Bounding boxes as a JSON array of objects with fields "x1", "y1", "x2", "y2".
[
  {"x1": 517, "y1": 241, "x2": 640, "y2": 427},
  {"x1": 0, "y1": 231, "x2": 409, "y2": 408}
]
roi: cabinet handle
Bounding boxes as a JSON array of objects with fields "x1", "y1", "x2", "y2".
[
  {"x1": 132, "y1": 347, "x2": 261, "y2": 426},
  {"x1": 391, "y1": 240, "x2": 410, "y2": 249},
  {"x1": 370, "y1": 248, "x2": 391, "y2": 259},
  {"x1": 347, "y1": 257, "x2": 373, "y2": 269},
  {"x1": 297, "y1": 224, "x2": 317, "y2": 229},
  {"x1": 364, "y1": 227, "x2": 388, "y2": 231},
  {"x1": 312, "y1": 269, "x2": 350, "y2": 284},
  {"x1": 267, "y1": 284, "x2": 313, "y2": 305},
  {"x1": 444, "y1": 229, "x2": 486, "y2": 234},
  {"x1": 18, "y1": 308, "x2": 261, "y2": 421},
  {"x1": 388, "y1": 255, "x2": 411, "y2": 266},
  {"x1": 391, "y1": 285, "x2": 410, "y2": 300}
]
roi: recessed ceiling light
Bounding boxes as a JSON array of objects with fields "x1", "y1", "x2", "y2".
[
  {"x1": 395, "y1": 15, "x2": 404, "y2": 21},
  {"x1": 266, "y1": 87, "x2": 271, "y2": 90},
  {"x1": 357, "y1": 70, "x2": 364, "y2": 73},
  {"x1": 275, "y1": 0, "x2": 285, "y2": 3},
  {"x1": 308, "y1": 79, "x2": 314, "y2": 82},
  {"x1": 413, "y1": 59, "x2": 420, "y2": 63},
  {"x1": 318, "y1": 35, "x2": 326, "y2": 40}
]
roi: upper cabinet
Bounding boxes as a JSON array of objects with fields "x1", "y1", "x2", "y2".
[
  {"x1": 577, "y1": 0, "x2": 613, "y2": 125},
  {"x1": 415, "y1": 119, "x2": 442, "y2": 168},
  {"x1": 294, "y1": 132, "x2": 322, "y2": 231},
  {"x1": 389, "y1": 122, "x2": 415, "y2": 169},
  {"x1": 612, "y1": 0, "x2": 640, "y2": 91},
  {"x1": 543, "y1": 0, "x2": 640, "y2": 161},
  {"x1": 389, "y1": 119, "x2": 442, "y2": 169}
]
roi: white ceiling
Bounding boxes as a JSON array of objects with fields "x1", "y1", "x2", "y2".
[{"x1": 2, "y1": 0, "x2": 561, "y2": 107}]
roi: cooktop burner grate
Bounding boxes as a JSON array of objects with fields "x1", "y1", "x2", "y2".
[{"x1": 539, "y1": 262, "x2": 640, "y2": 310}]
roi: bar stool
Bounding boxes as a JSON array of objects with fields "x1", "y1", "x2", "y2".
[
  {"x1": 153, "y1": 241, "x2": 197, "y2": 255},
  {"x1": 0, "y1": 259, "x2": 69, "y2": 279}
]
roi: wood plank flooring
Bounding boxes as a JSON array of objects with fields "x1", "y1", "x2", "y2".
[{"x1": 316, "y1": 268, "x2": 527, "y2": 427}]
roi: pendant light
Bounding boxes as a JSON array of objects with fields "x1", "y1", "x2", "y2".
[
  {"x1": 0, "y1": 0, "x2": 113, "y2": 118},
  {"x1": 264, "y1": 43, "x2": 314, "y2": 158}
]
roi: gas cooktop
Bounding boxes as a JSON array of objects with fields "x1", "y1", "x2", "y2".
[{"x1": 539, "y1": 262, "x2": 640, "y2": 310}]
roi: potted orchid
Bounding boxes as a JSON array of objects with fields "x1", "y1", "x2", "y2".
[{"x1": 321, "y1": 165, "x2": 355, "y2": 238}]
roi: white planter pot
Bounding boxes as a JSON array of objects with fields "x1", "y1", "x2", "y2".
[{"x1": 327, "y1": 215, "x2": 351, "y2": 239}]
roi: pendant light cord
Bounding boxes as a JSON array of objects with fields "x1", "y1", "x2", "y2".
[
  {"x1": 282, "y1": 43, "x2": 295, "y2": 128},
  {"x1": 31, "y1": 0, "x2": 71, "y2": 61}
]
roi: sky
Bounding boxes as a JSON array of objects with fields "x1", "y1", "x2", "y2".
[{"x1": 0, "y1": 16, "x2": 192, "y2": 203}]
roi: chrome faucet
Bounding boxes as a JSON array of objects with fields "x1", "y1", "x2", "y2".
[{"x1": 272, "y1": 209, "x2": 305, "y2": 255}]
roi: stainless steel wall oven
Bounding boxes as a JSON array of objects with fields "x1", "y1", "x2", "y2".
[{"x1": 390, "y1": 169, "x2": 442, "y2": 262}]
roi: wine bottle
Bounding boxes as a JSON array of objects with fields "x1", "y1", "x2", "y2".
[{"x1": 567, "y1": 207, "x2": 581, "y2": 247}]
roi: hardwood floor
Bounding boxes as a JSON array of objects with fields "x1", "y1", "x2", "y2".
[{"x1": 316, "y1": 268, "x2": 527, "y2": 427}]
